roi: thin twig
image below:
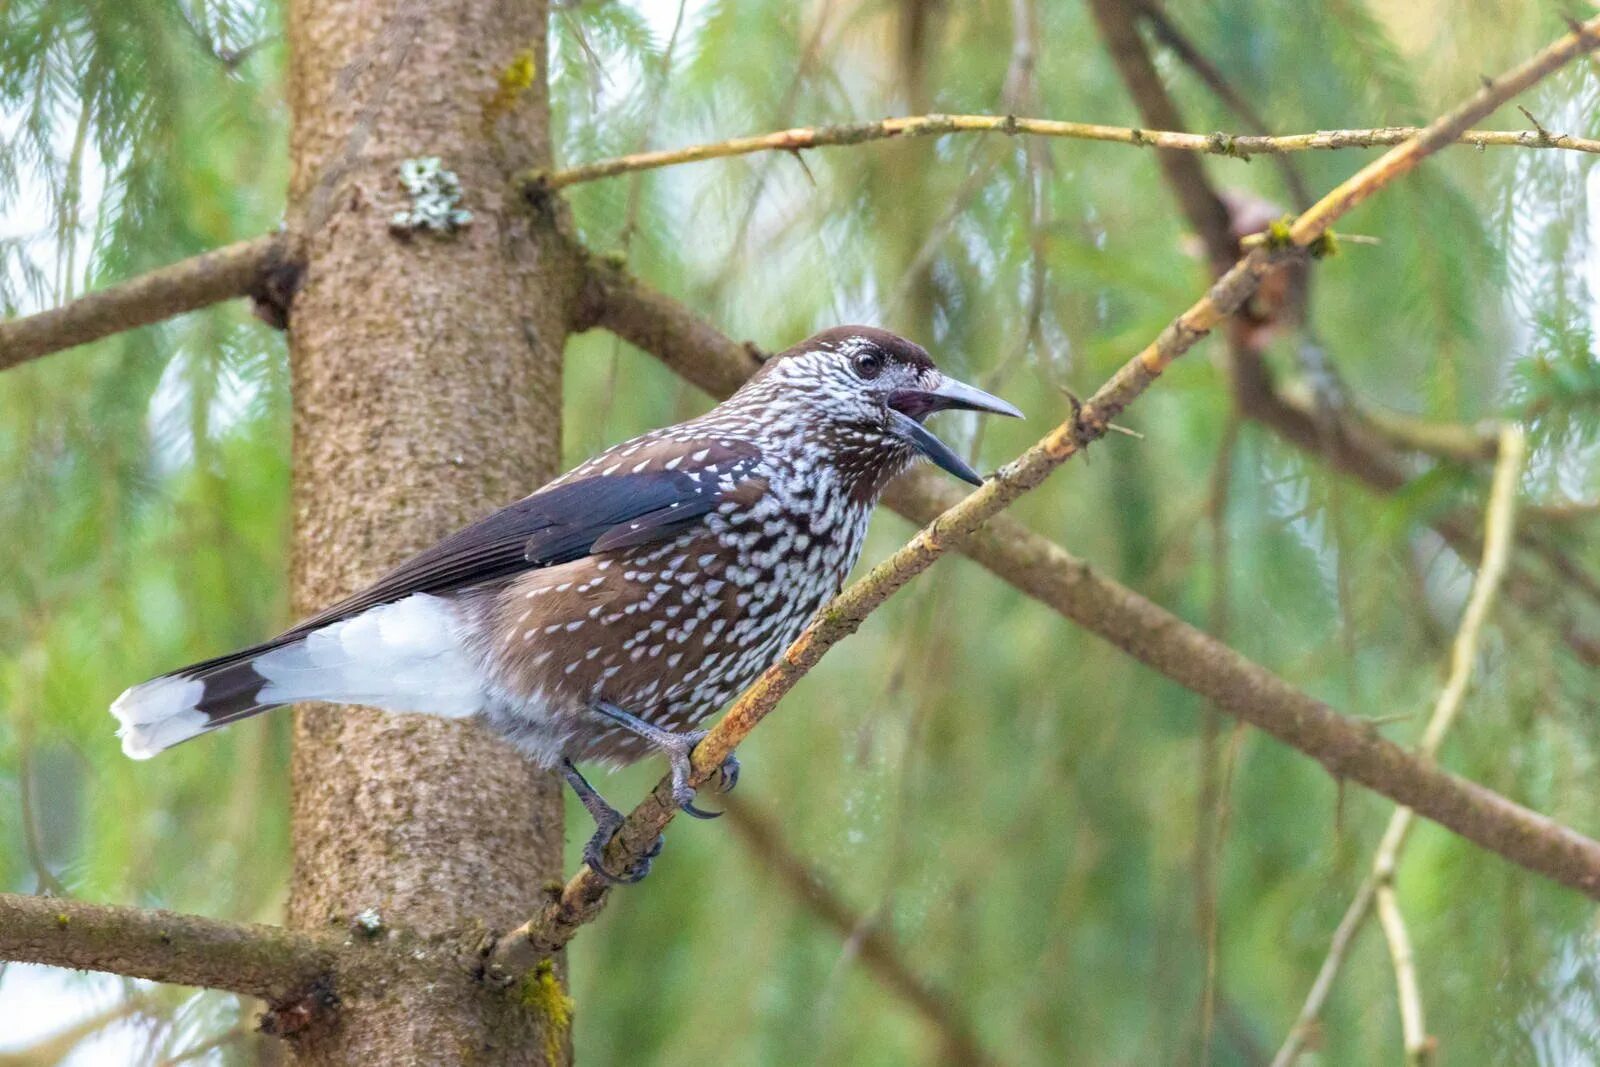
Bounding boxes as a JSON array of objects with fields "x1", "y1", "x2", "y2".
[
  {"x1": 1374, "y1": 878, "x2": 1433, "y2": 1064},
  {"x1": 9, "y1": 105, "x2": 1600, "y2": 372},
  {"x1": 1092, "y1": 0, "x2": 1600, "y2": 664},
  {"x1": 497, "y1": 235, "x2": 1304, "y2": 969},
  {"x1": 1270, "y1": 425, "x2": 1526, "y2": 1067},
  {"x1": 584, "y1": 250, "x2": 1600, "y2": 911},
  {"x1": 1133, "y1": 0, "x2": 1315, "y2": 211},
  {"x1": 526, "y1": 115, "x2": 1600, "y2": 192},
  {"x1": 491, "y1": 15, "x2": 1600, "y2": 973}
]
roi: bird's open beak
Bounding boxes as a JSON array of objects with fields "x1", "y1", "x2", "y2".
[{"x1": 886, "y1": 375, "x2": 1024, "y2": 486}]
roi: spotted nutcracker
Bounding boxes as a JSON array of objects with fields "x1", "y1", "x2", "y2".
[{"x1": 111, "y1": 326, "x2": 1021, "y2": 880}]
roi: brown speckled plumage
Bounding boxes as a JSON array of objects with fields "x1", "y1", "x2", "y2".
[{"x1": 111, "y1": 325, "x2": 1020, "y2": 878}]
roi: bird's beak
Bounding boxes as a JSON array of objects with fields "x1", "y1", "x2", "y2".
[{"x1": 886, "y1": 375, "x2": 1024, "y2": 487}]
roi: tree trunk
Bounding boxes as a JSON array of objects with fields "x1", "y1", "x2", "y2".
[{"x1": 284, "y1": 0, "x2": 582, "y2": 1060}]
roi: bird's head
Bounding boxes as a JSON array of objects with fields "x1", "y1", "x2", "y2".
[{"x1": 737, "y1": 326, "x2": 1023, "y2": 489}]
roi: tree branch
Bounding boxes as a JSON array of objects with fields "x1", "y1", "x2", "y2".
[
  {"x1": 10, "y1": 119, "x2": 1600, "y2": 378},
  {"x1": 523, "y1": 116, "x2": 1600, "y2": 195},
  {"x1": 1374, "y1": 879, "x2": 1432, "y2": 1064},
  {"x1": 600, "y1": 220, "x2": 1600, "y2": 912},
  {"x1": 0, "y1": 235, "x2": 291, "y2": 370},
  {"x1": 1270, "y1": 427, "x2": 1525, "y2": 1066},
  {"x1": 1090, "y1": 0, "x2": 1600, "y2": 665},
  {"x1": 1133, "y1": 0, "x2": 1315, "y2": 210},
  {"x1": 490, "y1": 16, "x2": 1600, "y2": 971},
  {"x1": 0, "y1": 892, "x2": 346, "y2": 1004},
  {"x1": 1086, "y1": 0, "x2": 1236, "y2": 274},
  {"x1": 723, "y1": 800, "x2": 995, "y2": 1066},
  {"x1": 497, "y1": 237, "x2": 1303, "y2": 969},
  {"x1": 576, "y1": 263, "x2": 1600, "y2": 911}
]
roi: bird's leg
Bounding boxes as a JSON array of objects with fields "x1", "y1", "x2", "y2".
[
  {"x1": 592, "y1": 700, "x2": 740, "y2": 819},
  {"x1": 561, "y1": 758, "x2": 662, "y2": 885}
]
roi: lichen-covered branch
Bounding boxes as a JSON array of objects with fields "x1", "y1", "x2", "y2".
[
  {"x1": 0, "y1": 892, "x2": 345, "y2": 1004},
  {"x1": 723, "y1": 800, "x2": 995, "y2": 1066},
  {"x1": 1270, "y1": 427, "x2": 1525, "y2": 1067},
  {"x1": 0, "y1": 235, "x2": 291, "y2": 370},
  {"x1": 490, "y1": 18, "x2": 1600, "y2": 969},
  {"x1": 525, "y1": 116, "x2": 1600, "y2": 194},
  {"x1": 493, "y1": 238, "x2": 1302, "y2": 969},
  {"x1": 576, "y1": 258, "x2": 1600, "y2": 904}
]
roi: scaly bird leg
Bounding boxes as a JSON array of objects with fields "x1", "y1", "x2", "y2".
[
  {"x1": 593, "y1": 700, "x2": 740, "y2": 819},
  {"x1": 561, "y1": 758, "x2": 662, "y2": 884}
]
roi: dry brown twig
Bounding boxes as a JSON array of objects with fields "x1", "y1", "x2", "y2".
[
  {"x1": 1270, "y1": 426, "x2": 1526, "y2": 1067},
  {"x1": 1, "y1": 11, "x2": 1598, "y2": 1033},
  {"x1": 9, "y1": 113, "x2": 1600, "y2": 369},
  {"x1": 1087, "y1": 0, "x2": 1600, "y2": 667},
  {"x1": 522, "y1": 115, "x2": 1600, "y2": 193},
  {"x1": 485, "y1": 14, "x2": 1600, "y2": 979},
  {"x1": 574, "y1": 248, "x2": 1600, "y2": 919}
]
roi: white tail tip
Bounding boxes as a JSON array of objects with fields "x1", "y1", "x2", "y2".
[{"x1": 110, "y1": 675, "x2": 208, "y2": 759}]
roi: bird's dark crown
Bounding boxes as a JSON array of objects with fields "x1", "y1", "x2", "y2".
[
  {"x1": 755, "y1": 325, "x2": 936, "y2": 380},
  {"x1": 724, "y1": 323, "x2": 1021, "y2": 491}
]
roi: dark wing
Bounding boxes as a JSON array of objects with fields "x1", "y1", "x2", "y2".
[{"x1": 281, "y1": 437, "x2": 761, "y2": 639}]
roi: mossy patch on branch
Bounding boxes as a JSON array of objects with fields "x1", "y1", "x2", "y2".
[{"x1": 517, "y1": 959, "x2": 573, "y2": 1066}]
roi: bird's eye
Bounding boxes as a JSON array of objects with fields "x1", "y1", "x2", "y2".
[{"x1": 852, "y1": 351, "x2": 883, "y2": 380}]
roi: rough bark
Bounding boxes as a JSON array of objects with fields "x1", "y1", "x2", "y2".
[
  {"x1": 285, "y1": 0, "x2": 582, "y2": 1061},
  {"x1": 0, "y1": 893, "x2": 344, "y2": 1004},
  {"x1": 0, "y1": 235, "x2": 290, "y2": 369}
]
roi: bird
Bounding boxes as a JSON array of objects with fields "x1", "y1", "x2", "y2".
[{"x1": 110, "y1": 326, "x2": 1022, "y2": 881}]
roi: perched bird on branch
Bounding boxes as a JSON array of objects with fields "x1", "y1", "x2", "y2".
[{"x1": 110, "y1": 327, "x2": 1021, "y2": 881}]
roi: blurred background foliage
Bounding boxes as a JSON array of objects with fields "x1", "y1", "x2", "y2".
[{"x1": 2, "y1": 0, "x2": 1599, "y2": 1063}]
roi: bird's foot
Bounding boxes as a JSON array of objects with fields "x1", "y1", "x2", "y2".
[
  {"x1": 562, "y1": 758, "x2": 662, "y2": 884},
  {"x1": 593, "y1": 701, "x2": 740, "y2": 819}
]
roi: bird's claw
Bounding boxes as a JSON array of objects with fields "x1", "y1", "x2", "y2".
[
  {"x1": 588, "y1": 703, "x2": 743, "y2": 822},
  {"x1": 564, "y1": 756, "x2": 662, "y2": 884},
  {"x1": 668, "y1": 732, "x2": 739, "y2": 819},
  {"x1": 713, "y1": 752, "x2": 740, "y2": 794},
  {"x1": 581, "y1": 816, "x2": 664, "y2": 885}
]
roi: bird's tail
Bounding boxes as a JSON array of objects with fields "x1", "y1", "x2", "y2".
[
  {"x1": 110, "y1": 639, "x2": 290, "y2": 758},
  {"x1": 111, "y1": 594, "x2": 483, "y2": 759}
]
